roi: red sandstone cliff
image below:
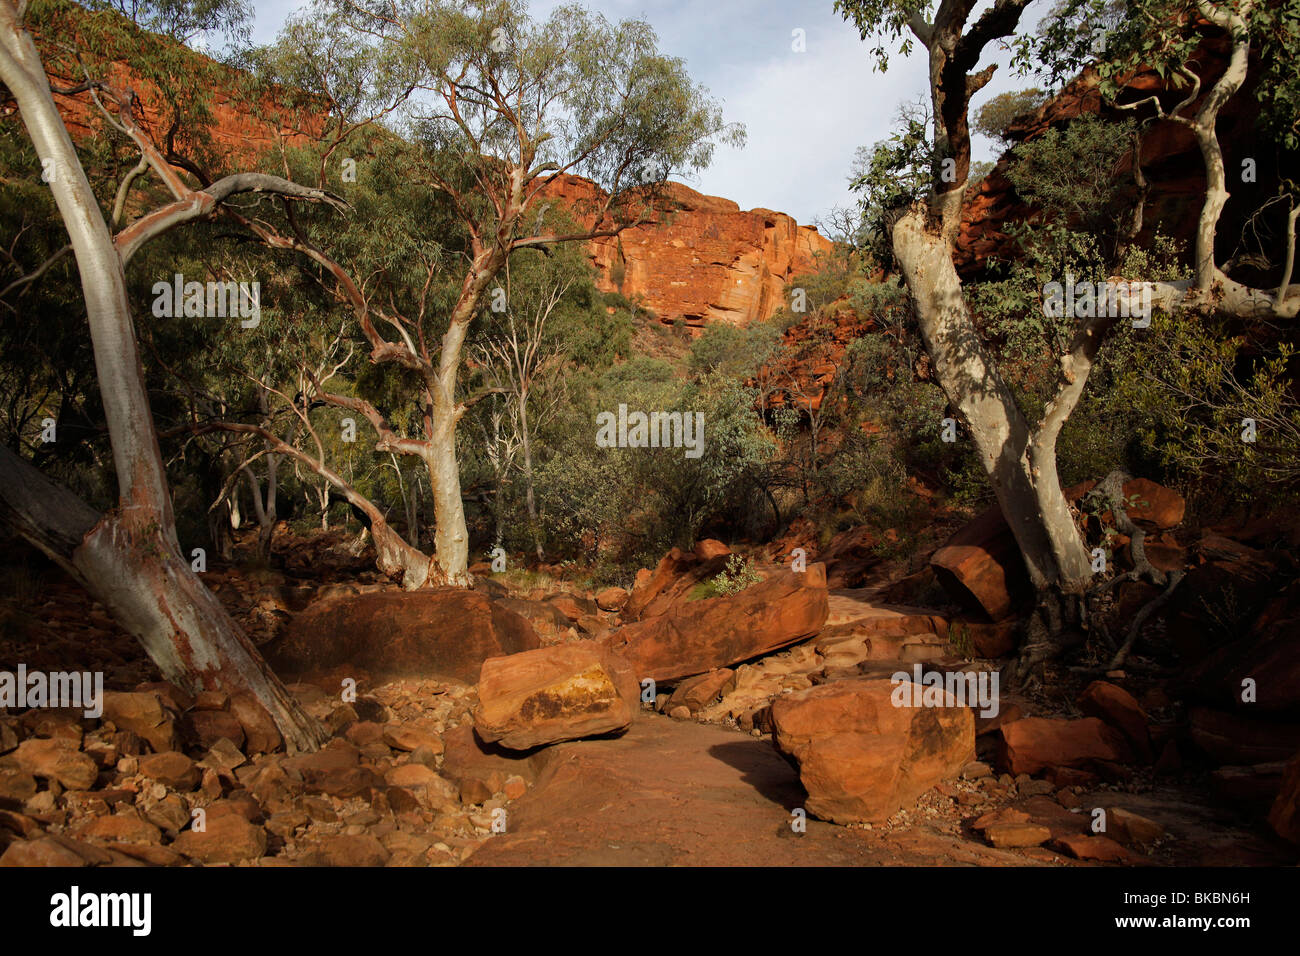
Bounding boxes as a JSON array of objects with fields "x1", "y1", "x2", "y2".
[
  {"x1": 41, "y1": 5, "x2": 830, "y2": 329},
  {"x1": 541, "y1": 176, "x2": 833, "y2": 327}
]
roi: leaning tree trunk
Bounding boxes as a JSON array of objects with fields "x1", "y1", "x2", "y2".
[{"x1": 0, "y1": 7, "x2": 326, "y2": 750}]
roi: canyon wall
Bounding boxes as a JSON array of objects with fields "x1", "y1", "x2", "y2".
[{"x1": 542, "y1": 176, "x2": 833, "y2": 327}]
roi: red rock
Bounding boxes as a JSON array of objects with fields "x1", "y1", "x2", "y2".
[
  {"x1": 0, "y1": 770, "x2": 37, "y2": 806},
  {"x1": 930, "y1": 507, "x2": 1030, "y2": 620},
  {"x1": 996, "y1": 717, "x2": 1134, "y2": 776},
  {"x1": 606, "y1": 564, "x2": 829, "y2": 683},
  {"x1": 770, "y1": 678, "x2": 974, "y2": 824},
  {"x1": 272, "y1": 589, "x2": 540, "y2": 683},
  {"x1": 971, "y1": 807, "x2": 1031, "y2": 829},
  {"x1": 193, "y1": 690, "x2": 229, "y2": 711},
  {"x1": 173, "y1": 810, "x2": 266, "y2": 864},
  {"x1": 184, "y1": 710, "x2": 246, "y2": 751},
  {"x1": 984, "y1": 822, "x2": 1051, "y2": 848},
  {"x1": 440, "y1": 725, "x2": 542, "y2": 800},
  {"x1": 1120, "y1": 478, "x2": 1185, "y2": 530},
  {"x1": 666, "y1": 669, "x2": 736, "y2": 714},
  {"x1": 975, "y1": 702, "x2": 1023, "y2": 737},
  {"x1": 542, "y1": 177, "x2": 832, "y2": 327},
  {"x1": 1109, "y1": 808, "x2": 1164, "y2": 845},
  {"x1": 13, "y1": 737, "x2": 98, "y2": 790},
  {"x1": 952, "y1": 617, "x2": 1018, "y2": 658},
  {"x1": 1051, "y1": 833, "x2": 1138, "y2": 863},
  {"x1": 622, "y1": 547, "x2": 707, "y2": 621},
  {"x1": 1267, "y1": 752, "x2": 1300, "y2": 845},
  {"x1": 134, "y1": 681, "x2": 194, "y2": 714},
  {"x1": 0, "y1": 836, "x2": 102, "y2": 867},
  {"x1": 1189, "y1": 708, "x2": 1300, "y2": 765},
  {"x1": 76, "y1": 811, "x2": 162, "y2": 845},
  {"x1": 138, "y1": 752, "x2": 200, "y2": 791},
  {"x1": 694, "y1": 539, "x2": 731, "y2": 560},
  {"x1": 595, "y1": 587, "x2": 629, "y2": 612},
  {"x1": 475, "y1": 643, "x2": 640, "y2": 750},
  {"x1": 382, "y1": 724, "x2": 443, "y2": 755},
  {"x1": 546, "y1": 592, "x2": 599, "y2": 622},
  {"x1": 102, "y1": 691, "x2": 179, "y2": 753},
  {"x1": 1078, "y1": 681, "x2": 1152, "y2": 761},
  {"x1": 229, "y1": 692, "x2": 283, "y2": 755},
  {"x1": 307, "y1": 834, "x2": 390, "y2": 867}
]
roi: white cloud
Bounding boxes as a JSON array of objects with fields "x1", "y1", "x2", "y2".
[{"x1": 248, "y1": 0, "x2": 1049, "y2": 227}]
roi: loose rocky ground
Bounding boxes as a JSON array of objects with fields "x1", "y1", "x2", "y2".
[{"x1": 0, "y1": 524, "x2": 1295, "y2": 867}]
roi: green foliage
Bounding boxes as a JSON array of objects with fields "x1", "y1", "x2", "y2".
[
  {"x1": 1118, "y1": 314, "x2": 1300, "y2": 498},
  {"x1": 974, "y1": 88, "x2": 1048, "y2": 148},
  {"x1": 700, "y1": 553, "x2": 762, "y2": 598}
]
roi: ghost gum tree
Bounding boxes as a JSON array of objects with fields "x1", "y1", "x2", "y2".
[
  {"x1": 244, "y1": 0, "x2": 742, "y2": 587},
  {"x1": 0, "y1": 0, "x2": 335, "y2": 749},
  {"x1": 836, "y1": 0, "x2": 1299, "y2": 677}
]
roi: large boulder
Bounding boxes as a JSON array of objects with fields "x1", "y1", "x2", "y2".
[
  {"x1": 1188, "y1": 708, "x2": 1300, "y2": 765},
  {"x1": 770, "y1": 678, "x2": 974, "y2": 824},
  {"x1": 997, "y1": 717, "x2": 1134, "y2": 775},
  {"x1": 1183, "y1": 577, "x2": 1300, "y2": 718},
  {"x1": 1267, "y1": 752, "x2": 1300, "y2": 846},
  {"x1": 271, "y1": 589, "x2": 540, "y2": 683},
  {"x1": 475, "y1": 643, "x2": 640, "y2": 750},
  {"x1": 622, "y1": 547, "x2": 732, "y2": 621},
  {"x1": 1078, "y1": 681, "x2": 1152, "y2": 762},
  {"x1": 929, "y1": 507, "x2": 1030, "y2": 621},
  {"x1": 605, "y1": 564, "x2": 829, "y2": 683}
]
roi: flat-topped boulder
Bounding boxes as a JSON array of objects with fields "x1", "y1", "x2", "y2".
[
  {"x1": 271, "y1": 589, "x2": 540, "y2": 684},
  {"x1": 475, "y1": 643, "x2": 640, "y2": 750},
  {"x1": 605, "y1": 564, "x2": 829, "y2": 683}
]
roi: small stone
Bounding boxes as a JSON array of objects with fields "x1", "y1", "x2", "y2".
[
  {"x1": 984, "y1": 822, "x2": 1052, "y2": 848},
  {"x1": 668, "y1": 705, "x2": 691, "y2": 720},
  {"x1": 172, "y1": 810, "x2": 267, "y2": 864},
  {"x1": 13, "y1": 738, "x2": 98, "y2": 790},
  {"x1": 138, "y1": 752, "x2": 200, "y2": 791},
  {"x1": 1110, "y1": 807, "x2": 1165, "y2": 845}
]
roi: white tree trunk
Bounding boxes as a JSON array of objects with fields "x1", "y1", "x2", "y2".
[
  {"x1": 893, "y1": 209, "x2": 1092, "y2": 595},
  {"x1": 0, "y1": 5, "x2": 325, "y2": 749}
]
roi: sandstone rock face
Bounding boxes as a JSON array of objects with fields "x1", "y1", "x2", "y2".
[
  {"x1": 272, "y1": 589, "x2": 540, "y2": 683},
  {"x1": 542, "y1": 177, "x2": 833, "y2": 327},
  {"x1": 954, "y1": 35, "x2": 1271, "y2": 279},
  {"x1": 475, "y1": 643, "x2": 640, "y2": 750},
  {"x1": 771, "y1": 679, "x2": 973, "y2": 825},
  {"x1": 996, "y1": 717, "x2": 1134, "y2": 776},
  {"x1": 606, "y1": 564, "x2": 830, "y2": 683}
]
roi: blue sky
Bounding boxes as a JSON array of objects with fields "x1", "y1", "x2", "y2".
[{"x1": 246, "y1": 1, "x2": 1046, "y2": 229}]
